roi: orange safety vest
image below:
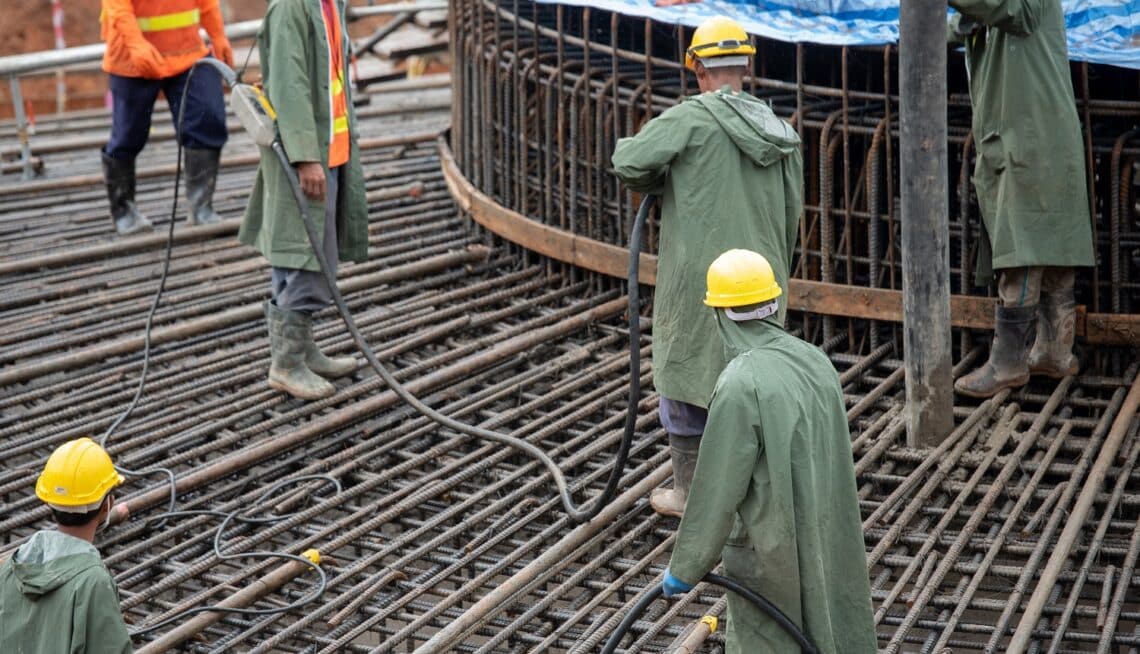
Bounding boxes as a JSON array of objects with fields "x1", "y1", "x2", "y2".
[
  {"x1": 133, "y1": 0, "x2": 204, "y2": 57},
  {"x1": 320, "y1": 0, "x2": 350, "y2": 167}
]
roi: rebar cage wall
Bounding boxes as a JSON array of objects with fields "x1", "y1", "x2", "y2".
[{"x1": 449, "y1": 0, "x2": 1140, "y2": 359}]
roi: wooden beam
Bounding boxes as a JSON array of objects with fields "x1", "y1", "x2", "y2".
[{"x1": 437, "y1": 136, "x2": 1140, "y2": 348}]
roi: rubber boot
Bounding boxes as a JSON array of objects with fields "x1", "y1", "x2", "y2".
[
  {"x1": 101, "y1": 152, "x2": 153, "y2": 235},
  {"x1": 184, "y1": 147, "x2": 224, "y2": 225},
  {"x1": 304, "y1": 327, "x2": 358, "y2": 379},
  {"x1": 1028, "y1": 292, "x2": 1079, "y2": 378},
  {"x1": 265, "y1": 302, "x2": 336, "y2": 400},
  {"x1": 955, "y1": 304, "x2": 1036, "y2": 398},
  {"x1": 649, "y1": 434, "x2": 700, "y2": 518}
]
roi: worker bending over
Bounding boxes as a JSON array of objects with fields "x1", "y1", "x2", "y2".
[
  {"x1": 240, "y1": 0, "x2": 367, "y2": 400},
  {"x1": 950, "y1": 0, "x2": 1094, "y2": 397},
  {"x1": 612, "y1": 16, "x2": 802, "y2": 518},
  {"x1": 100, "y1": 0, "x2": 233, "y2": 234},
  {"x1": 0, "y1": 438, "x2": 132, "y2": 653},
  {"x1": 661, "y1": 249, "x2": 876, "y2": 654}
]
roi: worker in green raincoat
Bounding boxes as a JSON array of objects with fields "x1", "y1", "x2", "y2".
[
  {"x1": 661, "y1": 249, "x2": 876, "y2": 654},
  {"x1": 949, "y1": 0, "x2": 1095, "y2": 398},
  {"x1": 0, "y1": 438, "x2": 132, "y2": 653},
  {"x1": 611, "y1": 16, "x2": 803, "y2": 518},
  {"x1": 239, "y1": 0, "x2": 367, "y2": 401}
]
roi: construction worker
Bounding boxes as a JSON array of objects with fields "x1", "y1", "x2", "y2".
[
  {"x1": 611, "y1": 16, "x2": 802, "y2": 517},
  {"x1": 949, "y1": 0, "x2": 1095, "y2": 398},
  {"x1": 0, "y1": 438, "x2": 131, "y2": 653},
  {"x1": 239, "y1": 0, "x2": 366, "y2": 400},
  {"x1": 99, "y1": 0, "x2": 233, "y2": 235},
  {"x1": 661, "y1": 249, "x2": 877, "y2": 654}
]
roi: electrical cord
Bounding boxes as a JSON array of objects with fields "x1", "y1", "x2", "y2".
[
  {"x1": 270, "y1": 150, "x2": 657, "y2": 523},
  {"x1": 97, "y1": 60, "x2": 207, "y2": 526},
  {"x1": 128, "y1": 474, "x2": 340, "y2": 637},
  {"x1": 600, "y1": 572, "x2": 820, "y2": 654}
]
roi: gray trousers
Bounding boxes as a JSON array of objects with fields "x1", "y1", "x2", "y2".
[
  {"x1": 997, "y1": 266, "x2": 1076, "y2": 307},
  {"x1": 658, "y1": 396, "x2": 707, "y2": 438},
  {"x1": 271, "y1": 166, "x2": 342, "y2": 314}
]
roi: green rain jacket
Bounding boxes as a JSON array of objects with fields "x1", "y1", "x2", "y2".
[
  {"x1": 951, "y1": 0, "x2": 1094, "y2": 276},
  {"x1": 0, "y1": 530, "x2": 132, "y2": 654},
  {"x1": 668, "y1": 312, "x2": 876, "y2": 654},
  {"x1": 239, "y1": 0, "x2": 369, "y2": 271},
  {"x1": 611, "y1": 88, "x2": 803, "y2": 409}
]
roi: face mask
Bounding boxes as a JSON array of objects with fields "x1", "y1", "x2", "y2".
[{"x1": 95, "y1": 497, "x2": 114, "y2": 535}]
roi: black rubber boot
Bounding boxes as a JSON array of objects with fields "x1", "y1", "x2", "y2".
[
  {"x1": 955, "y1": 304, "x2": 1036, "y2": 398},
  {"x1": 101, "y1": 152, "x2": 153, "y2": 235},
  {"x1": 649, "y1": 433, "x2": 700, "y2": 519},
  {"x1": 1029, "y1": 292, "x2": 1079, "y2": 378},
  {"x1": 184, "y1": 147, "x2": 223, "y2": 225},
  {"x1": 265, "y1": 302, "x2": 336, "y2": 400}
]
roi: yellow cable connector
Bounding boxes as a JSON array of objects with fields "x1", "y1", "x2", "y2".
[
  {"x1": 700, "y1": 615, "x2": 718, "y2": 633},
  {"x1": 302, "y1": 549, "x2": 321, "y2": 566}
]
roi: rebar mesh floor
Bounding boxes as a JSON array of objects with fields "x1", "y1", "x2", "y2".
[{"x1": 2, "y1": 79, "x2": 1140, "y2": 654}]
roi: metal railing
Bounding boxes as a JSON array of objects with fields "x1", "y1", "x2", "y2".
[{"x1": 0, "y1": 1, "x2": 447, "y2": 179}]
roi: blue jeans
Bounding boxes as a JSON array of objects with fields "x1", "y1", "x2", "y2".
[{"x1": 104, "y1": 60, "x2": 228, "y2": 160}]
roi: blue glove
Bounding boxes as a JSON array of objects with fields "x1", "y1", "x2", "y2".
[{"x1": 662, "y1": 570, "x2": 694, "y2": 598}]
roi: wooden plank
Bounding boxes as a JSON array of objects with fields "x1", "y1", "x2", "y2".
[{"x1": 437, "y1": 136, "x2": 1140, "y2": 348}]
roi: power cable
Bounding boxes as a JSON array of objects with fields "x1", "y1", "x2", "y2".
[{"x1": 600, "y1": 572, "x2": 820, "y2": 654}]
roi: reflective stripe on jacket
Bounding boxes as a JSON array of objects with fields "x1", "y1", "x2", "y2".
[{"x1": 101, "y1": 0, "x2": 227, "y2": 79}]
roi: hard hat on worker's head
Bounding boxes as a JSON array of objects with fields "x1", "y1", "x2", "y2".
[
  {"x1": 704, "y1": 249, "x2": 782, "y2": 320},
  {"x1": 685, "y1": 16, "x2": 757, "y2": 71},
  {"x1": 35, "y1": 438, "x2": 123, "y2": 513}
]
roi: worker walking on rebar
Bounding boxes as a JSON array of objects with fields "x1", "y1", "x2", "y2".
[
  {"x1": 0, "y1": 438, "x2": 132, "y2": 653},
  {"x1": 99, "y1": 0, "x2": 234, "y2": 235},
  {"x1": 660, "y1": 249, "x2": 876, "y2": 654},
  {"x1": 950, "y1": 0, "x2": 1095, "y2": 398},
  {"x1": 611, "y1": 16, "x2": 803, "y2": 518},
  {"x1": 239, "y1": 0, "x2": 366, "y2": 400}
]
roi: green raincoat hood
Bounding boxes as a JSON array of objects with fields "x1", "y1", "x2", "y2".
[
  {"x1": 713, "y1": 306, "x2": 784, "y2": 361},
  {"x1": 10, "y1": 531, "x2": 102, "y2": 599},
  {"x1": 690, "y1": 88, "x2": 800, "y2": 168}
]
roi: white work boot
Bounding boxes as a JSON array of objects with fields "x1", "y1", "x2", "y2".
[{"x1": 650, "y1": 434, "x2": 700, "y2": 518}]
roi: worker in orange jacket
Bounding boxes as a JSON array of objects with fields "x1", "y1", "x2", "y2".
[{"x1": 99, "y1": 0, "x2": 233, "y2": 235}]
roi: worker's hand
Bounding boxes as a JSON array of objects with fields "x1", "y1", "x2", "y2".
[
  {"x1": 662, "y1": 570, "x2": 694, "y2": 598},
  {"x1": 213, "y1": 38, "x2": 234, "y2": 68},
  {"x1": 296, "y1": 162, "x2": 327, "y2": 201},
  {"x1": 134, "y1": 43, "x2": 166, "y2": 79}
]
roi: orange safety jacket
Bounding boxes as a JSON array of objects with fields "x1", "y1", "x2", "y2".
[
  {"x1": 100, "y1": 0, "x2": 227, "y2": 80},
  {"x1": 319, "y1": 0, "x2": 350, "y2": 167}
]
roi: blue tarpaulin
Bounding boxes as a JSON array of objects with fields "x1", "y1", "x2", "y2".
[{"x1": 537, "y1": 0, "x2": 1140, "y2": 69}]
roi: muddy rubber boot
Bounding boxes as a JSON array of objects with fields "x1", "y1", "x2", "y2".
[
  {"x1": 265, "y1": 302, "x2": 336, "y2": 400},
  {"x1": 649, "y1": 434, "x2": 700, "y2": 518},
  {"x1": 955, "y1": 304, "x2": 1036, "y2": 398},
  {"x1": 101, "y1": 152, "x2": 153, "y2": 235},
  {"x1": 303, "y1": 324, "x2": 358, "y2": 379},
  {"x1": 1028, "y1": 292, "x2": 1079, "y2": 378},
  {"x1": 184, "y1": 147, "x2": 224, "y2": 225}
]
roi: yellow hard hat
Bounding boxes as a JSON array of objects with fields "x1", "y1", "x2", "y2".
[
  {"x1": 35, "y1": 438, "x2": 124, "y2": 513},
  {"x1": 685, "y1": 17, "x2": 757, "y2": 71},
  {"x1": 704, "y1": 249, "x2": 782, "y2": 307}
]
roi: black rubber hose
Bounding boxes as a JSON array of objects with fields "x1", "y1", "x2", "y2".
[
  {"x1": 271, "y1": 144, "x2": 656, "y2": 523},
  {"x1": 599, "y1": 582, "x2": 663, "y2": 654},
  {"x1": 600, "y1": 572, "x2": 820, "y2": 654}
]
